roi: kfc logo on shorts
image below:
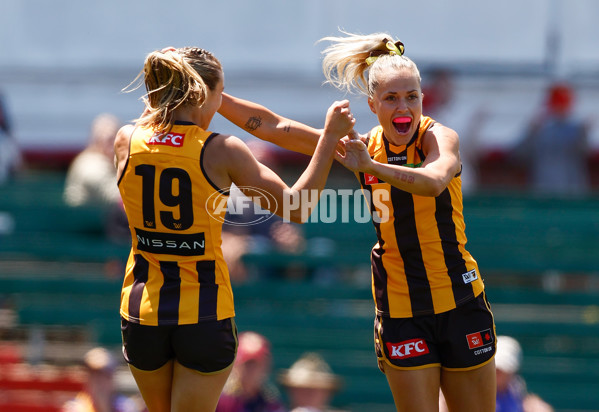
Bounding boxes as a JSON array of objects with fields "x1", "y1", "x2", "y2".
[
  {"x1": 466, "y1": 329, "x2": 494, "y2": 349},
  {"x1": 148, "y1": 132, "x2": 185, "y2": 147},
  {"x1": 386, "y1": 338, "x2": 429, "y2": 359}
]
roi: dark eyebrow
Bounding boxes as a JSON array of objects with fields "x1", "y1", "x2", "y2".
[{"x1": 385, "y1": 89, "x2": 419, "y2": 95}]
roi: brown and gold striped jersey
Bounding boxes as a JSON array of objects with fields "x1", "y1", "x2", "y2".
[
  {"x1": 118, "y1": 122, "x2": 234, "y2": 326},
  {"x1": 358, "y1": 116, "x2": 484, "y2": 318}
]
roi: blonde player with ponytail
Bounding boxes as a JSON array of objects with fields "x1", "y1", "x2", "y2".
[
  {"x1": 219, "y1": 31, "x2": 496, "y2": 412},
  {"x1": 114, "y1": 46, "x2": 355, "y2": 412}
]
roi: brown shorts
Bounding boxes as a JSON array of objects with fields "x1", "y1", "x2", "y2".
[
  {"x1": 121, "y1": 317, "x2": 238, "y2": 373},
  {"x1": 375, "y1": 292, "x2": 496, "y2": 371}
]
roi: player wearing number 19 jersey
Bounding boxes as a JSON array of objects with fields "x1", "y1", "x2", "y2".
[{"x1": 118, "y1": 121, "x2": 234, "y2": 326}]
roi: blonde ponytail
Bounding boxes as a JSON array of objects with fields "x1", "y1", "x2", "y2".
[
  {"x1": 319, "y1": 31, "x2": 420, "y2": 97},
  {"x1": 124, "y1": 47, "x2": 222, "y2": 132}
]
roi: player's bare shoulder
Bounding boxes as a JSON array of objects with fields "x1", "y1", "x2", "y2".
[
  {"x1": 205, "y1": 133, "x2": 246, "y2": 157},
  {"x1": 114, "y1": 124, "x2": 135, "y2": 172},
  {"x1": 426, "y1": 121, "x2": 460, "y2": 149},
  {"x1": 115, "y1": 124, "x2": 134, "y2": 142},
  {"x1": 203, "y1": 133, "x2": 250, "y2": 170}
]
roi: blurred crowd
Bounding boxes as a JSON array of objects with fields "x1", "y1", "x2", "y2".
[
  {"x1": 62, "y1": 113, "x2": 129, "y2": 245},
  {"x1": 0, "y1": 69, "x2": 593, "y2": 411},
  {"x1": 0, "y1": 330, "x2": 555, "y2": 412},
  {"x1": 421, "y1": 71, "x2": 593, "y2": 197},
  {"x1": 216, "y1": 331, "x2": 346, "y2": 412},
  {"x1": 1, "y1": 72, "x2": 596, "y2": 196}
]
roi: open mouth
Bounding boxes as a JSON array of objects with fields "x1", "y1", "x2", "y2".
[{"x1": 392, "y1": 116, "x2": 412, "y2": 134}]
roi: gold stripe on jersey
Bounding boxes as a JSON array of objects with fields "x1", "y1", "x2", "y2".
[
  {"x1": 118, "y1": 122, "x2": 234, "y2": 326},
  {"x1": 360, "y1": 116, "x2": 484, "y2": 318}
]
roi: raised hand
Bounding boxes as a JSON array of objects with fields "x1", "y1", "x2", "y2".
[
  {"x1": 336, "y1": 132, "x2": 372, "y2": 173},
  {"x1": 323, "y1": 100, "x2": 355, "y2": 140}
]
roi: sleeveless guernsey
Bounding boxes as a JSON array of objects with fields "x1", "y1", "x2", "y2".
[
  {"x1": 358, "y1": 116, "x2": 484, "y2": 318},
  {"x1": 118, "y1": 122, "x2": 234, "y2": 326}
]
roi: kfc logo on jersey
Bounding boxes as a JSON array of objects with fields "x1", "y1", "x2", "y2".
[
  {"x1": 466, "y1": 329, "x2": 494, "y2": 349},
  {"x1": 148, "y1": 132, "x2": 185, "y2": 147},
  {"x1": 386, "y1": 338, "x2": 429, "y2": 359}
]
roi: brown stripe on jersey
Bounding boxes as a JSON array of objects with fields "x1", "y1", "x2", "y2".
[
  {"x1": 197, "y1": 260, "x2": 218, "y2": 320},
  {"x1": 157, "y1": 261, "x2": 181, "y2": 325},
  {"x1": 359, "y1": 173, "x2": 390, "y2": 315},
  {"x1": 371, "y1": 248, "x2": 390, "y2": 315},
  {"x1": 390, "y1": 185, "x2": 435, "y2": 316},
  {"x1": 129, "y1": 254, "x2": 149, "y2": 321},
  {"x1": 435, "y1": 189, "x2": 474, "y2": 304}
]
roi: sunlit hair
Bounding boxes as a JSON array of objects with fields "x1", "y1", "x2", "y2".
[
  {"x1": 319, "y1": 31, "x2": 421, "y2": 97},
  {"x1": 124, "y1": 47, "x2": 222, "y2": 131}
]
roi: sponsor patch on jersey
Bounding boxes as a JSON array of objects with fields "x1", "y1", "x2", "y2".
[
  {"x1": 135, "y1": 228, "x2": 205, "y2": 256},
  {"x1": 147, "y1": 132, "x2": 185, "y2": 147},
  {"x1": 387, "y1": 155, "x2": 407, "y2": 163},
  {"x1": 364, "y1": 173, "x2": 380, "y2": 185},
  {"x1": 466, "y1": 329, "x2": 494, "y2": 350},
  {"x1": 462, "y1": 269, "x2": 478, "y2": 284},
  {"x1": 386, "y1": 338, "x2": 430, "y2": 359}
]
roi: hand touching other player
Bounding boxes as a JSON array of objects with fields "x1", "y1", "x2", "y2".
[{"x1": 337, "y1": 130, "x2": 372, "y2": 173}]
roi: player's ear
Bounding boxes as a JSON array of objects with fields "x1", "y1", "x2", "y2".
[{"x1": 367, "y1": 97, "x2": 376, "y2": 115}]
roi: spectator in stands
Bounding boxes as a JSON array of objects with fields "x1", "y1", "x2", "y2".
[
  {"x1": 216, "y1": 331, "x2": 286, "y2": 412},
  {"x1": 64, "y1": 113, "x2": 121, "y2": 207},
  {"x1": 63, "y1": 113, "x2": 129, "y2": 244},
  {"x1": 494, "y1": 335, "x2": 526, "y2": 411},
  {"x1": 114, "y1": 46, "x2": 354, "y2": 412},
  {"x1": 62, "y1": 346, "x2": 143, "y2": 412},
  {"x1": 218, "y1": 31, "x2": 497, "y2": 412},
  {"x1": 422, "y1": 68, "x2": 454, "y2": 120},
  {"x1": 421, "y1": 68, "x2": 485, "y2": 195},
  {"x1": 513, "y1": 81, "x2": 590, "y2": 197},
  {"x1": 495, "y1": 336, "x2": 553, "y2": 412},
  {"x1": 0, "y1": 91, "x2": 11, "y2": 136},
  {"x1": 278, "y1": 352, "x2": 344, "y2": 412},
  {"x1": 0, "y1": 91, "x2": 23, "y2": 185}
]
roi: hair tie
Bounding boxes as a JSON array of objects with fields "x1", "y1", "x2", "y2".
[
  {"x1": 387, "y1": 40, "x2": 405, "y2": 56},
  {"x1": 366, "y1": 39, "x2": 405, "y2": 66}
]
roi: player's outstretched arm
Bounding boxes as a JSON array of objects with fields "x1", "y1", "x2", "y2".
[
  {"x1": 218, "y1": 93, "x2": 322, "y2": 156},
  {"x1": 219, "y1": 100, "x2": 354, "y2": 223}
]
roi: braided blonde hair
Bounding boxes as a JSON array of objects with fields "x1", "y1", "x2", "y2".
[
  {"x1": 125, "y1": 47, "x2": 222, "y2": 132},
  {"x1": 320, "y1": 31, "x2": 421, "y2": 97}
]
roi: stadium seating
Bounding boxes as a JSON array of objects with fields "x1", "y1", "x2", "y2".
[{"x1": 1, "y1": 172, "x2": 599, "y2": 410}]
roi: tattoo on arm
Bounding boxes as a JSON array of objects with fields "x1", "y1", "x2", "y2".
[
  {"x1": 395, "y1": 170, "x2": 415, "y2": 184},
  {"x1": 245, "y1": 116, "x2": 262, "y2": 131},
  {"x1": 283, "y1": 122, "x2": 291, "y2": 133}
]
